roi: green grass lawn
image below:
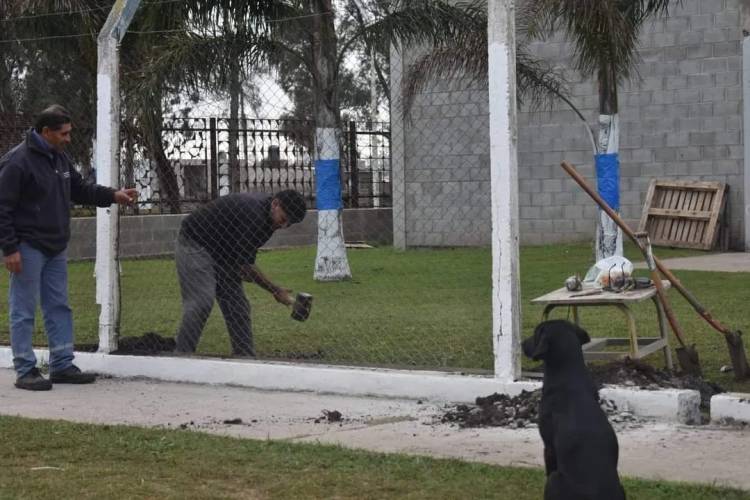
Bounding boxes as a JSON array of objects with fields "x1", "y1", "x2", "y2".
[
  {"x1": 1, "y1": 242, "x2": 749, "y2": 391},
  {"x1": 0, "y1": 415, "x2": 747, "y2": 500}
]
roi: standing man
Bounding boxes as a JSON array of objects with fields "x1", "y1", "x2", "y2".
[
  {"x1": 0, "y1": 105, "x2": 137, "y2": 391},
  {"x1": 175, "y1": 190, "x2": 307, "y2": 357}
]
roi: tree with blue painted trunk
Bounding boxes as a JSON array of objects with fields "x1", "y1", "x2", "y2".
[
  {"x1": 270, "y1": 0, "x2": 491, "y2": 280},
  {"x1": 309, "y1": 0, "x2": 351, "y2": 281},
  {"x1": 525, "y1": 0, "x2": 679, "y2": 260},
  {"x1": 402, "y1": 0, "x2": 678, "y2": 261}
]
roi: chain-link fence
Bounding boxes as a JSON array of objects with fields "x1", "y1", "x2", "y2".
[{"x1": 0, "y1": 1, "x2": 495, "y2": 373}]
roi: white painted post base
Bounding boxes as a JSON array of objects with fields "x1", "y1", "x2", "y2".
[
  {"x1": 314, "y1": 209, "x2": 352, "y2": 281},
  {"x1": 596, "y1": 213, "x2": 624, "y2": 261}
]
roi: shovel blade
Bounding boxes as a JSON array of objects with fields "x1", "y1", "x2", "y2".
[
  {"x1": 724, "y1": 330, "x2": 750, "y2": 381},
  {"x1": 676, "y1": 344, "x2": 702, "y2": 377}
]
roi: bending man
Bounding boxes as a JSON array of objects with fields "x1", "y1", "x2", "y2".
[{"x1": 174, "y1": 190, "x2": 307, "y2": 356}]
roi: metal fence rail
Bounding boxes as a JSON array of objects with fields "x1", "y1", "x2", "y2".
[{"x1": 121, "y1": 117, "x2": 391, "y2": 213}]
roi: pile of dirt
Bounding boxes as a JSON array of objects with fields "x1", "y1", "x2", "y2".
[
  {"x1": 115, "y1": 332, "x2": 176, "y2": 355},
  {"x1": 441, "y1": 389, "x2": 641, "y2": 430},
  {"x1": 441, "y1": 359, "x2": 724, "y2": 429},
  {"x1": 441, "y1": 390, "x2": 540, "y2": 429}
]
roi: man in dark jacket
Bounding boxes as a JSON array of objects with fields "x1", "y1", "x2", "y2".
[
  {"x1": 175, "y1": 190, "x2": 307, "y2": 357},
  {"x1": 0, "y1": 105, "x2": 137, "y2": 390}
]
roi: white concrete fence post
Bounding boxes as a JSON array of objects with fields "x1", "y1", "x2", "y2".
[
  {"x1": 488, "y1": 0, "x2": 522, "y2": 381},
  {"x1": 95, "y1": 0, "x2": 141, "y2": 353}
]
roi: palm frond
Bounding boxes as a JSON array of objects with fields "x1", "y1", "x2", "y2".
[
  {"x1": 401, "y1": 41, "x2": 575, "y2": 120},
  {"x1": 357, "y1": 0, "x2": 487, "y2": 54},
  {"x1": 524, "y1": 0, "x2": 678, "y2": 82},
  {"x1": 130, "y1": 30, "x2": 271, "y2": 96}
]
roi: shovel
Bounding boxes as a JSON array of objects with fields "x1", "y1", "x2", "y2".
[
  {"x1": 649, "y1": 258, "x2": 750, "y2": 380},
  {"x1": 635, "y1": 232, "x2": 702, "y2": 377},
  {"x1": 560, "y1": 161, "x2": 706, "y2": 376}
]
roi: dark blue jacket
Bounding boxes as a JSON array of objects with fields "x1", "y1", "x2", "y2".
[{"x1": 0, "y1": 129, "x2": 116, "y2": 257}]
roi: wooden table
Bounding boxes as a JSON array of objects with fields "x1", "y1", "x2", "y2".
[{"x1": 531, "y1": 281, "x2": 673, "y2": 369}]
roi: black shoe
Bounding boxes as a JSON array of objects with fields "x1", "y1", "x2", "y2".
[
  {"x1": 15, "y1": 368, "x2": 52, "y2": 391},
  {"x1": 49, "y1": 365, "x2": 96, "y2": 384}
]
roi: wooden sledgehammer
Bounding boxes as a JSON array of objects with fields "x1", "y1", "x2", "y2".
[{"x1": 561, "y1": 160, "x2": 750, "y2": 380}]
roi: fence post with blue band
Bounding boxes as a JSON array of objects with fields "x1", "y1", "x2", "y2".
[
  {"x1": 315, "y1": 159, "x2": 343, "y2": 210},
  {"x1": 595, "y1": 153, "x2": 620, "y2": 211}
]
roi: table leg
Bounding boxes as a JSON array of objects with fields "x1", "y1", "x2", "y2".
[
  {"x1": 542, "y1": 304, "x2": 556, "y2": 321},
  {"x1": 613, "y1": 304, "x2": 638, "y2": 359},
  {"x1": 572, "y1": 305, "x2": 579, "y2": 325},
  {"x1": 651, "y1": 296, "x2": 674, "y2": 370}
]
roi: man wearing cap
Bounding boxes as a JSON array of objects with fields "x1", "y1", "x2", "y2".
[{"x1": 174, "y1": 189, "x2": 307, "y2": 357}]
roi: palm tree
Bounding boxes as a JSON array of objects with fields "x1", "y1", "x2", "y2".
[
  {"x1": 527, "y1": 0, "x2": 677, "y2": 260},
  {"x1": 262, "y1": 0, "x2": 495, "y2": 280},
  {"x1": 402, "y1": 0, "x2": 678, "y2": 260}
]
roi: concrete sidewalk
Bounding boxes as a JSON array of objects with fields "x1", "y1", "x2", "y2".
[
  {"x1": 2, "y1": 369, "x2": 750, "y2": 491},
  {"x1": 634, "y1": 252, "x2": 750, "y2": 272}
]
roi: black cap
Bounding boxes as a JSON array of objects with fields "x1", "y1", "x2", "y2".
[{"x1": 274, "y1": 190, "x2": 307, "y2": 224}]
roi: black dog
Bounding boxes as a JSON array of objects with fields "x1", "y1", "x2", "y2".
[{"x1": 522, "y1": 320, "x2": 626, "y2": 500}]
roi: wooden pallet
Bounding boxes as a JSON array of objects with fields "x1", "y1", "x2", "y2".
[{"x1": 637, "y1": 179, "x2": 727, "y2": 250}]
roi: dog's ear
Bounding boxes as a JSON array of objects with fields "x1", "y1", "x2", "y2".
[
  {"x1": 531, "y1": 335, "x2": 549, "y2": 359},
  {"x1": 530, "y1": 329, "x2": 550, "y2": 360},
  {"x1": 573, "y1": 324, "x2": 591, "y2": 345}
]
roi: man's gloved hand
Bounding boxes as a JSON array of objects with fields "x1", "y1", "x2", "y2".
[{"x1": 272, "y1": 288, "x2": 294, "y2": 306}]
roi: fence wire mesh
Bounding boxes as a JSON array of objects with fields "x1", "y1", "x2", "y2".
[{"x1": 0, "y1": 1, "x2": 495, "y2": 373}]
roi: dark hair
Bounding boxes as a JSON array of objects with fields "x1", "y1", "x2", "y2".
[
  {"x1": 34, "y1": 105, "x2": 72, "y2": 133},
  {"x1": 274, "y1": 190, "x2": 307, "y2": 224}
]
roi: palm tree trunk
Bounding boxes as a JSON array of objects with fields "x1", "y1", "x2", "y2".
[
  {"x1": 229, "y1": 58, "x2": 242, "y2": 193},
  {"x1": 149, "y1": 124, "x2": 182, "y2": 214},
  {"x1": 311, "y1": 0, "x2": 351, "y2": 281},
  {"x1": 595, "y1": 67, "x2": 623, "y2": 260},
  {"x1": 141, "y1": 98, "x2": 181, "y2": 213}
]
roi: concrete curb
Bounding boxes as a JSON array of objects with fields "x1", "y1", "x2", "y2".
[
  {"x1": 0, "y1": 348, "x2": 538, "y2": 403},
  {"x1": 711, "y1": 393, "x2": 750, "y2": 423},
  {"x1": 600, "y1": 386, "x2": 702, "y2": 424},
  {"x1": 0, "y1": 347, "x2": 706, "y2": 424}
]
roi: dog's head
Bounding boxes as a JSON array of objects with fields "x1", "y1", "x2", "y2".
[{"x1": 522, "y1": 320, "x2": 591, "y2": 364}]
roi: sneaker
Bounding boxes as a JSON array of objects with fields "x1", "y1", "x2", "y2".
[
  {"x1": 49, "y1": 365, "x2": 96, "y2": 384},
  {"x1": 15, "y1": 368, "x2": 52, "y2": 391}
]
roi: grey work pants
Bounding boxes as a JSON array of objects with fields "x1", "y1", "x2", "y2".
[{"x1": 174, "y1": 235, "x2": 254, "y2": 356}]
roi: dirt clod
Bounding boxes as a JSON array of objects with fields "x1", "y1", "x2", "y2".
[{"x1": 315, "y1": 410, "x2": 343, "y2": 423}]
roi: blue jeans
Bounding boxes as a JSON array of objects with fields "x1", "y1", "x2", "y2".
[{"x1": 9, "y1": 242, "x2": 74, "y2": 377}]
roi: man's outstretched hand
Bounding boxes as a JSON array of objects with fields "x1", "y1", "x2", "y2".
[{"x1": 114, "y1": 188, "x2": 138, "y2": 206}]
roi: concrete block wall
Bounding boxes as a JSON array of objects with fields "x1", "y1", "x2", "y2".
[
  {"x1": 393, "y1": 0, "x2": 747, "y2": 249},
  {"x1": 67, "y1": 209, "x2": 393, "y2": 261}
]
